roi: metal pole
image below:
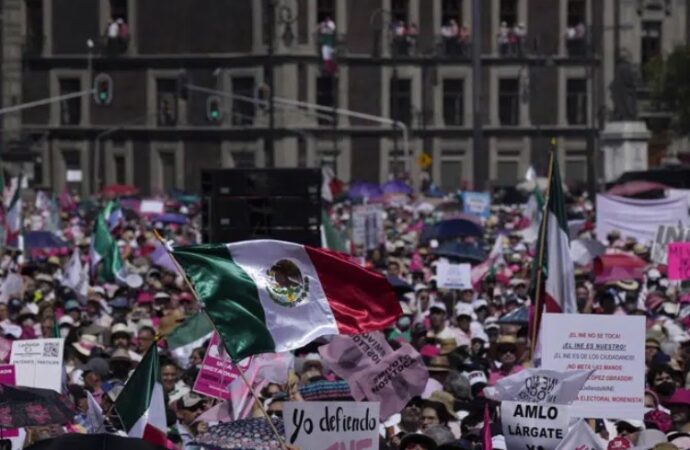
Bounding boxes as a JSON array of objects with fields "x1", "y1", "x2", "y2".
[
  {"x1": 472, "y1": 0, "x2": 484, "y2": 189},
  {"x1": 266, "y1": 0, "x2": 276, "y2": 167},
  {"x1": 613, "y1": 0, "x2": 620, "y2": 66}
]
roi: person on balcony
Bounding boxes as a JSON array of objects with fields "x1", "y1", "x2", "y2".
[
  {"x1": 318, "y1": 17, "x2": 337, "y2": 74},
  {"x1": 458, "y1": 24, "x2": 470, "y2": 55},
  {"x1": 441, "y1": 20, "x2": 459, "y2": 55},
  {"x1": 512, "y1": 22, "x2": 526, "y2": 56},
  {"x1": 565, "y1": 21, "x2": 587, "y2": 57},
  {"x1": 392, "y1": 20, "x2": 409, "y2": 56},
  {"x1": 498, "y1": 21, "x2": 510, "y2": 56},
  {"x1": 406, "y1": 23, "x2": 418, "y2": 55},
  {"x1": 116, "y1": 18, "x2": 129, "y2": 53},
  {"x1": 106, "y1": 18, "x2": 119, "y2": 54}
]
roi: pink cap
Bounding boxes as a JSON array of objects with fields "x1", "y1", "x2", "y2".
[{"x1": 137, "y1": 292, "x2": 154, "y2": 304}]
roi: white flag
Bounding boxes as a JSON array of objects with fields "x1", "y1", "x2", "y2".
[
  {"x1": 86, "y1": 391, "x2": 105, "y2": 433},
  {"x1": 62, "y1": 249, "x2": 88, "y2": 299},
  {"x1": 0, "y1": 273, "x2": 23, "y2": 303},
  {"x1": 555, "y1": 418, "x2": 605, "y2": 450},
  {"x1": 483, "y1": 368, "x2": 594, "y2": 404}
]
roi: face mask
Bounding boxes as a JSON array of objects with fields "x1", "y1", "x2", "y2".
[
  {"x1": 60, "y1": 328, "x2": 70, "y2": 338},
  {"x1": 397, "y1": 317, "x2": 411, "y2": 330},
  {"x1": 655, "y1": 381, "x2": 676, "y2": 397}
]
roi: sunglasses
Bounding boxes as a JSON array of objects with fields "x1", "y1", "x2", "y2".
[{"x1": 499, "y1": 347, "x2": 516, "y2": 355}]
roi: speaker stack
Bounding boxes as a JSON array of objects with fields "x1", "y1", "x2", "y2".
[{"x1": 201, "y1": 169, "x2": 322, "y2": 246}]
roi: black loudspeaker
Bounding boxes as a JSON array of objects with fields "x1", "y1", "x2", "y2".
[{"x1": 201, "y1": 169, "x2": 322, "y2": 246}]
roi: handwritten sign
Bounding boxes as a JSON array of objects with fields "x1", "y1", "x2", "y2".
[
  {"x1": 436, "y1": 261, "x2": 471, "y2": 290},
  {"x1": 502, "y1": 401, "x2": 570, "y2": 450},
  {"x1": 10, "y1": 338, "x2": 64, "y2": 392},
  {"x1": 193, "y1": 333, "x2": 251, "y2": 400},
  {"x1": 284, "y1": 401, "x2": 380, "y2": 450},
  {"x1": 540, "y1": 314, "x2": 645, "y2": 419},
  {"x1": 668, "y1": 242, "x2": 690, "y2": 280}
]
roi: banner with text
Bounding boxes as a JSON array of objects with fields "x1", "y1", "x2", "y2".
[
  {"x1": 541, "y1": 313, "x2": 645, "y2": 419},
  {"x1": 284, "y1": 401, "x2": 380, "y2": 450},
  {"x1": 651, "y1": 223, "x2": 690, "y2": 265},
  {"x1": 9, "y1": 338, "x2": 64, "y2": 392},
  {"x1": 502, "y1": 401, "x2": 570, "y2": 450},
  {"x1": 193, "y1": 333, "x2": 252, "y2": 400},
  {"x1": 436, "y1": 261, "x2": 472, "y2": 290},
  {"x1": 668, "y1": 242, "x2": 690, "y2": 280}
]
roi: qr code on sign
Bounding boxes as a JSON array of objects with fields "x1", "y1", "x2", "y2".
[{"x1": 43, "y1": 343, "x2": 59, "y2": 358}]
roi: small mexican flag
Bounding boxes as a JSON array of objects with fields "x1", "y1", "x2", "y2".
[
  {"x1": 166, "y1": 313, "x2": 214, "y2": 369},
  {"x1": 172, "y1": 240, "x2": 401, "y2": 361},
  {"x1": 4, "y1": 177, "x2": 22, "y2": 247},
  {"x1": 114, "y1": 344, "x2": 167, "y2": 446},
  {"x1": 90, "y1": 206, "x2": 126, "y2": 283}
]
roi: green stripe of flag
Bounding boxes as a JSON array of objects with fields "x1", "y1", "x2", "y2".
[
  {"x1": 115, "y1": 343, "x2": 160, "y2": 431},
  {"x1": 171, "y1": 244, "x2": 275, "y2": 361}
]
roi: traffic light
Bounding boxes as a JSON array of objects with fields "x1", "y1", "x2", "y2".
[
  {"x1": 93, "y1": 73, "x2": 113, "y2": 105},
  {"x1": 206, "y1": 95, "x2": 223, "y2": 123}
]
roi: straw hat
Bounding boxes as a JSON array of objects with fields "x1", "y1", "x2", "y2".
[
  {"x1": 72, "y1": 334, "x2": 101, "y2": 356},
  {"x1": 427, "y1": 356, "x2": 450, "y2": 372},
  {"x1": 426, "y1": 390, "x2": 458, "y2": 419}
]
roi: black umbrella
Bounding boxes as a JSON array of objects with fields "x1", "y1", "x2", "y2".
[
  {"x1": 386, "y1": 275, "x2": 413, "y2": 295},
  {"x1": 0, "y1": 384, "x2": 74, "y2": 428},
  {"x1": 432, "y1": 242, "x2": 486, "y2": 265},
  {"x1": 496, "y1": 305, "x2": 529, "y2": 325},
  {"x1": 26, "y1": 433, "x2": 166, "y2": 450}
]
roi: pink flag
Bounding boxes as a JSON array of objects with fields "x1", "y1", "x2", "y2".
[
  {"x1": 318, "y1": 332, "x2": 392, "y2": 399},
  {"x1": 349, "y1": 343, "x2": 428, "y2": 419},
  {"x1": 482, "y1": 403, "x2": 493, "y2": 450}
]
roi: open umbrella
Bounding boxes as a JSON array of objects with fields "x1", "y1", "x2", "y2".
[
  {"x1": 101, "y1": 184, "x2": 139, "y2": 197},
  {"x1": 193, "y1": 417, "x2": 285, "y2": 450},
  {"x1": 0, "y1": 384, "x2": 74, "y2": 428},
  {"x1": 607, "y1": 180, "x2": 670, "y2": 197},
  {"x1": 23, "y1": 232, "x2": 68, "y2": 250},
  {"x1": 154, "y1": 213, "x2": 188, "y2": 225},
  {"x1": 436, "y1": 217, "x2": 483, "y2": 239},
  {"x1": 26, "y1": 434, "x2": 165, "y2": 450},
  {"x1": 381, "y1": 180, "x2": 413, "y2": 195},
  {"x1": 386, "y1": 275, "x2": 413, "y2": 295},
  {"x1": 348, "y1": 181, "x2": 383, "y2": 200},
  {"x1": 432, "y1": 242, "x2": 486, "y2": 265},
  {"x1": 593, "y1": 254, "x2": 647, "y2": 284},
  {"x1": 497, "y1": 305, "x2": 529, "y2": 325}
]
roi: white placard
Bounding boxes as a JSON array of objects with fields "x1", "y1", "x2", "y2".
[
  {"x1": 66, "y1": 170, "x2": 82, "y2": 182},
  {"x1": 10, "y1": 338, "x2": 64, "y2": 392},
  {"x1": 140, "y1": 199, "x2": 165, "y2": 214},
  {"x1": 284, "y1": 401, "x2": 379, "y2": 450},
  {"x1": 436, "y1": 261, "x2": 471, "y2": 290},
  {"x1": 502, "y1": 401, "x2": 570, "y2": 450},
  {"x1": 352, "y1": 205, "x2": 384, "y2": 251},
  {"x1": 540, "y1": 313, "x2": 645, "y2": 419}
]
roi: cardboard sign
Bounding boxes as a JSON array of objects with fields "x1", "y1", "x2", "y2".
[
  {"x1": 668, "y1": 242, "x2": 690, "y2": 280},
  {"x1": 193, "y1": 333, "x2": 251, "y2": 400},
  {"x1": 140, "y1": 199, "x2": 165, "y2": 214},
  {"x1": 436, "y1": 261, "x2": 471, "y2": 290},
  {"x1": 352, "y1": 205, "x2": 384, "y2": 251},
  {"x1": 650, "y1": 224, "x2": 690, "y2": 264},
  {"x1": 502, "y1": 401, "x2": 570, "y2": 450},
  {"x1": 462, "y1": 192, "x2": 491, "y2": 219},
  {"x1": 9, "y1": 338, "x2": 64, "y2": 392},
  {"x1": 284, "y1": 401, "x2": 380, "y2": 450},
  {"x1": 540, "y1": 314, "x2": 645, "y2": 419},
  {"x1": 0, "y1": 365, "x2": 18, "y2": 437}
]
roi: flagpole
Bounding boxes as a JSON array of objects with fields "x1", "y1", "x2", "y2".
[
  {"x1": 529, "y1": 149, "x2": 555, "y2": 360},
  {"x1": 151, "y1": 230, "x2": 288, "y2": 450}
]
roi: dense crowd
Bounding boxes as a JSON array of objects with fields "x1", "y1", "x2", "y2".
[{"x1": 2, "y1": 184, "x2": 689, "y2": 450}]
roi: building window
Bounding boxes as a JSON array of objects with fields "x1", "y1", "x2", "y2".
[
  {"x1": 565, "y1": 154, "x2": 587, "y2": 184},
  {"x1": 391, "y1": 0, "x2": 409, "y2": 23},
  {"x1": 25, "y1": 0, "x2": 44, "y2": 55},
  {"x1": 388, "y1": 149, "x2": 406, "y2": 178},
  {"x1": 442, "y1": 78, "x2": 464, "y2": 126},
  {"x1": 566, "y1": 78, "x2": 587, "y2": 125},
  {"x1": 317, "y1": 0, "x2": 335, "y2": 23},
  {"x1": 62, "y1": 149, "x2": 82, "y2": 194},
  {"x1": 232, "y1": 151, "x2": 256, "y2": 168},
  {"x1": 109, "y1": 0, "x2": 127, "y2": 20},
  {"x1": 156, "y1": 78, "x2": 177, "y2": 126},
  {"x1": 159, "y1": 151, "x2": 177, "y2": 192},
  {"x1": 500, "y1": 0, "x2": 518, "y2": 26},
  {"x1": 390, "y1": 77, "x2": 412, "y2": 126},
  {"x1": 113, "y1": 154, "x2": 126, "y2": 184},
  {"x1": 440, "y1": 150, "x2": 464, "y2": 192},
  {"x1": 441, "y1": 0, "x2": 463, "y2": 25},
  {"x1": 567, "y1": 0, "x2": 586, "y2": 26},
  {"x1": 641, "y1": 21, "x2": 662, "y2": 77},
  {"x1": 231, "y1": 76, "x2": 255, "y2": 126},
  {"x1": 498, "y1": 78, "x2": 519, "y2": 125},
  {"x1": 316, "y1": 76, "x2": 337, "y2": 126},
  {"x1": 59, "y1": 78, "x2": 82, "y2": 125},
  {"x1": 318, "y1": 149, "x2": 339, "y2": 173},
  {"x1": 495, "y1": 149, "x2": 520, "y2": 185}
]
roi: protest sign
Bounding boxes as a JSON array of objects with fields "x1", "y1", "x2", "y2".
[
  {"x1": 352, "y1": 205, "x2": 384, "y2": 250},
  {"x1": 349, "y1": 343, "x2": 428, "y2": 419},
  {"x1": 66, "y1": 170, "x2": 82, "y2": 182},
  {"x1": 555, "y1": 418, "x2": 605, "y2": 450},
  {"x1": 540, "y1": 313, "x2": 645, "y2": 419},
  {"x1": 0, "y1": 365, "x2": 18, "y2": 437},
  {"x1": 596, "y1": 193, "x2": 689, "y2": 246},
  {"x1": 436, "y1": 261, "x2": 471, "y2": 290},
  {"x1": 462, "y1": 191, "x2": 491, "y2": 219},
  {"x1": 9, "y1": 338, "x2": 64, "y2": 392},
  {"x1": 668, "y1": 242, "x2": 690, "y2": 280},
  {"x1": 502, "y1": 401, "x2": 570, "y2": 450},
  {"x1": 193, "y1": 333, "x2": 252, "y2": 400},
  {"x1": 650, "y1": 223, "x2": 690, "y2": 264},
  {"x1": 140, "y1": 199, "x2": 165, "y2": 214},
  {"x1": 284, "y1": 401, "x2": 379, "y2": 450}
]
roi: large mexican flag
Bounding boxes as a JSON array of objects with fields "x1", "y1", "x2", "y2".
[{"x1": 172, "y1": 240, "x2": 401, "y2": 361}]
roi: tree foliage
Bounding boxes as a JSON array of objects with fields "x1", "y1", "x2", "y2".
[{"x1": 648, "y1": 45, "x2": 690, "y2": 136}]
